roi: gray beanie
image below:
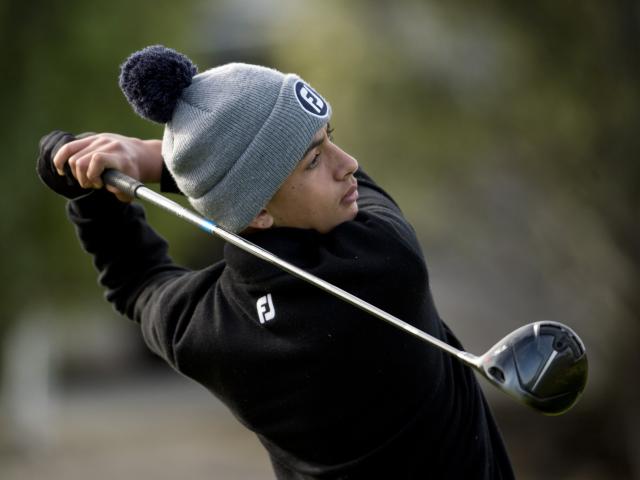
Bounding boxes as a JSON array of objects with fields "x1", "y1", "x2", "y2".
[{"x1": 119, "y1": 45, "x2": 331, "y2": 232}]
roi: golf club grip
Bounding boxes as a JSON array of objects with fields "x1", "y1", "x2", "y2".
[{"x1": 102, "y1": 169, "x2": 144, "y2": 198}]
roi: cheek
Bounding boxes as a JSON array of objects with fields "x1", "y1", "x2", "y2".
[
  {"x1": 288, "y1": 183, "x2": 331, "y2": 220},
  {"x1": 290, "y1": 184, "x2": 320, "y2": 214},
  {"x1": 268, "y1": 169, "x2": 345, "y2": 230},
  {"x1": 283, "y1": 182, "x2": 305, "y2": 204},
  {"x1": 271, "y1": 182, "x2": 313, "y2": 221}
]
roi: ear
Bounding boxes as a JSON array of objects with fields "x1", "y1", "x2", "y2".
[{"x1": 247, "y1": 209, "x2": 274, "y2": 230}]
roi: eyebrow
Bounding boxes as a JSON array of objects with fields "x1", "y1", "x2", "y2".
[
  {"x1": 302, "y1": 136, "x2": 324, "y2": 159},
  {"x1": 301, "y1": 124, "x2": 330, "y2": 159}
]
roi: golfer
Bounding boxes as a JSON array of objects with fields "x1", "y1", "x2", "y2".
[{"x1": 37, "y1": 45, "x2": 514, "y2": 479}]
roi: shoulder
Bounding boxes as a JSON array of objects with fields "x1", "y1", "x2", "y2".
[{"x1": 224, "y1": 205, "x2": 428, "y2": 297}]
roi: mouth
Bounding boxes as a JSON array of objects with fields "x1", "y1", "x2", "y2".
[{"x1": 341, "y1": 181, "x2": 359, "y2": 205}]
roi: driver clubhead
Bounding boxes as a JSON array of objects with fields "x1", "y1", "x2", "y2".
[{"x1": 479, "y1": 321, "x2": 588, "y2": 415}]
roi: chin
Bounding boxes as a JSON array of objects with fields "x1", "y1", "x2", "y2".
[
  {"x1": 322, "y1": 208, "x2": 359, "y2": 233},
  {"x1": 346, "y1": 203, "x2": 359, "y2": 221},
  {"x1": 313, "y1": 203, "x2": 359, "y2": 233}
]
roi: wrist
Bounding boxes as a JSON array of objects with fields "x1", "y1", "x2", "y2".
[{"x1": 138, "y1": 139, "x2": 163, "y2": 183}]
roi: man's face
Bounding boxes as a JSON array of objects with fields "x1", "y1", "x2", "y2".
[{"x1": 265, "y1": 125, "x2": 359, "y2": 233}]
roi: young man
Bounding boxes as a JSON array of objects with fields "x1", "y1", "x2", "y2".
[{"x1": 37, "y1": 45, "x2": 514, "y2": 479}]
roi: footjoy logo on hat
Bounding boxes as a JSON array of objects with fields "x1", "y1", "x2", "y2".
[{"x1": 294, "y1": 81, "x2": 328, "y2": 118}]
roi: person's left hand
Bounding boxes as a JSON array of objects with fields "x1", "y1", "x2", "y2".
[{"x1": 36, "y1": 130, "x2": 88, "y2": 199}]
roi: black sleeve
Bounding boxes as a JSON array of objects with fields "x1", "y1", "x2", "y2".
[
  {"x1": 354, "y1": 168, "x2": 401, "y2": 212},
  {"x1": 160, "y1": 163, "x2": 182, "y2": 194},
  {"x1": 353, "y1": 168, "x2": 421, "y2": 254},
  {"x1": 66, "y1": 189, "x2": 224, "y2": 368}
]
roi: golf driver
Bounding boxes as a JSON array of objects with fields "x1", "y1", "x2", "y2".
[{"x1": 103, "y1": 169, "x2": 588, "y2": 415}]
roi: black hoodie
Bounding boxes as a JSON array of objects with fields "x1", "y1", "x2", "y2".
[{"x1": 67, "y1": 169, "x2": 514, "y2": 479}]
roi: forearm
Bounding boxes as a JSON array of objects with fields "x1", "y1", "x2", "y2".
[
  {"x1": 66, "y1": 187, "x2": 228, "y2": 370},
  {"x1": 66, "y1": 188, "x2": 184, "y2": 317},
  {"x1": 137, "y1": 139, "x2": 163, "y2": 183}
]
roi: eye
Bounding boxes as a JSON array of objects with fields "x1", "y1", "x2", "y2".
[{"x1": 306, "y1": 152, "x2": 321, "y2": 170}]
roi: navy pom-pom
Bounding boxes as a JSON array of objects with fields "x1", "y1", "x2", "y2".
[{"x1": 119, "y1": 45, "x2": 198, "y2": 124}]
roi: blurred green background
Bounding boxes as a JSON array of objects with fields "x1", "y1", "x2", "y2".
[{"x1": 1, "y1": 0, "x2": 638, "y2": 478}]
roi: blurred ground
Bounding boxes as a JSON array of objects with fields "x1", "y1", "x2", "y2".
[
  {"x1": 0, "y1": 369, "x2": 618, "y2": 480},
  {"x1": 0, "y1": 372, "x2": 273, "y2": 480}
]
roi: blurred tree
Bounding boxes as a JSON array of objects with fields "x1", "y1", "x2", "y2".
[
  {"x1": 0, "y1": 0, "x2": 636, "y2": 475},
  {"x1": 493, "y1": 0, "x2": 640, "y2": 319},
  {"x1": 490, "y1": 1, "x2": 640, "y2": 476},
  {"x1": 0, "y1": 0, "x2": 199, "y2": 352}
]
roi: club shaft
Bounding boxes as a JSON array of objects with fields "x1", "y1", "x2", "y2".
[{"x1": 104, "y1": 170, "x2": 481, "y2": 369}]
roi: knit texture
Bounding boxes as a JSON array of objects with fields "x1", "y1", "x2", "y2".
[
  {"x1": 119, "y1": 45, "x2": 198, "y2": 123},
  {"x1": 119, "y1": 46, "x2": 331, "y2": 232}
]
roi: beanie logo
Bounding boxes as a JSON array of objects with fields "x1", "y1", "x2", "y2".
[{"x1": 294, "y1": 81, "x2": 328, "y2": 118}]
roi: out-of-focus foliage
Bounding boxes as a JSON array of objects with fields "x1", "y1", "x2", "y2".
[
  {"x1": 0, "y1": 0, "x2": 638, "y2": 477},
  {"x1": 0, "y1": 0, "x2": 197, "y2": 325}
]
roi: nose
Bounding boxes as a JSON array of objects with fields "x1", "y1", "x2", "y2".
[{"x1": 331, "y1": 144, "x2": 358, "y2": 180}]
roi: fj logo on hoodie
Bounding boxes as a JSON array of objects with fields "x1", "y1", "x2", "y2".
[{"x1": 257, "y1": 294, "x2": 276, "y2": 324}]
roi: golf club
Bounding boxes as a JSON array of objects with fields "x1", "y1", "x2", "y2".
[{"x1": 103, "y1": 169, "x2": 588, "y2": 415}]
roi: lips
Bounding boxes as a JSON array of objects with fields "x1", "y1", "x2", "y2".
[{"x1": 341, "y1": 182, "x2": 359, "y2": 205}]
